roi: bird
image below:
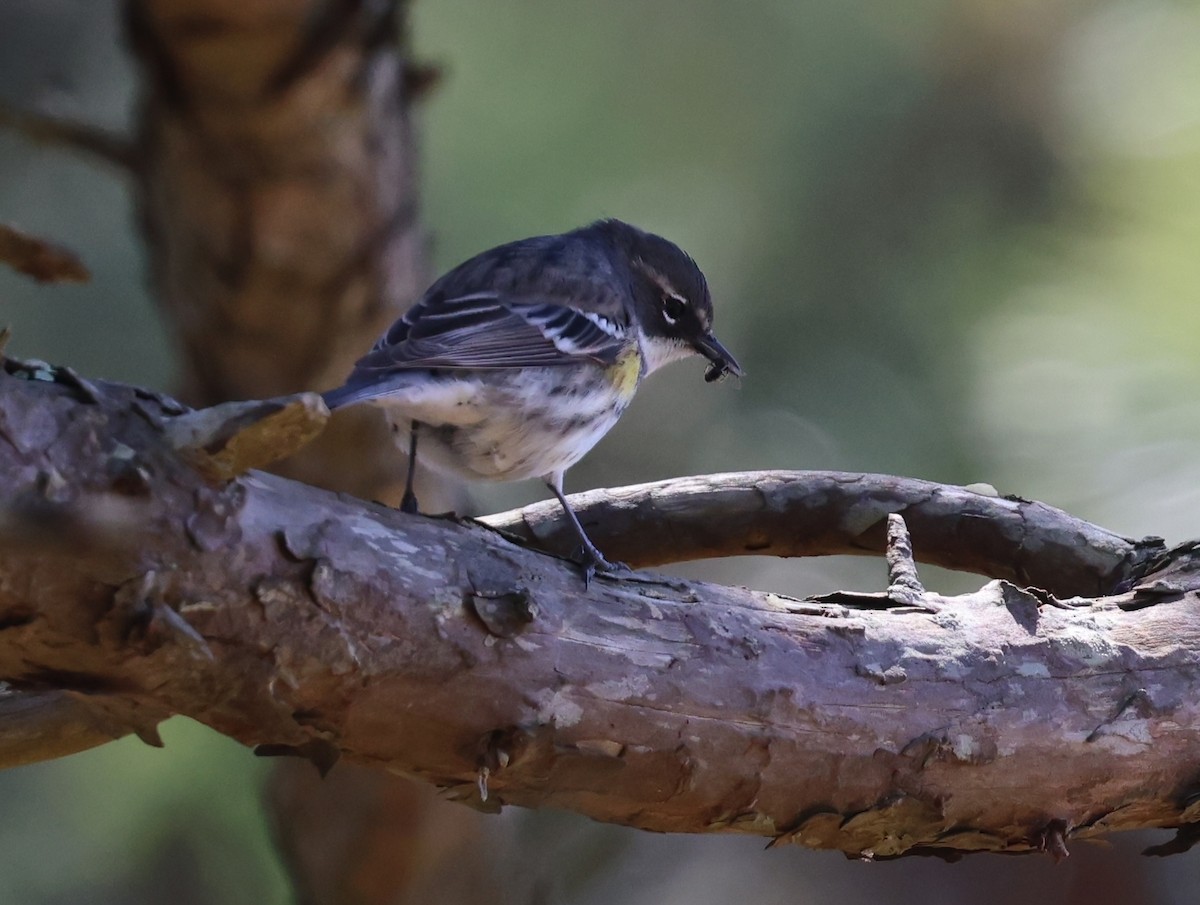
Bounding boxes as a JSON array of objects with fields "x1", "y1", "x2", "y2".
[{"x1": 322, "y1": 218, "x2": 741, "y2": 579}]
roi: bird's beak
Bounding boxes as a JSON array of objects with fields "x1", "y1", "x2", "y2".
[{"x1": 693, "y1": 332, "x2": 743, "y2": 383}]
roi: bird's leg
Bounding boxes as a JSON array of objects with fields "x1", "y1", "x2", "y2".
[
  {"x1": 545, "y1": 473, "x2": 626, "y2": 584},
  {"x1": 400, "y1": 420, "x2": 420, "y2": 514}
]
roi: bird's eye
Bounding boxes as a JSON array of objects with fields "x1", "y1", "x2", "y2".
[{"x1": 661, "y1": 294, "x2": 687, "y2": 325}]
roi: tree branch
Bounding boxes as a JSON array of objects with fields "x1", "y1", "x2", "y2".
[
  {"x1": 0, "y1": 103, "x2": 138, "y2": 172},
  {"x1": 0, "y1": 686, "x2": 167, "y2": 767},
  {"x1": 1, "y1": 366, "x2": 1198, "y2": 859},
  {"x1": 483, "y1": 474, "x2": 1158, "y2": 597}
]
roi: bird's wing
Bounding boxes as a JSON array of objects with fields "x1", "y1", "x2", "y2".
[{"x1": 349, "y1": 291, "x2": 629, "y2": 374}]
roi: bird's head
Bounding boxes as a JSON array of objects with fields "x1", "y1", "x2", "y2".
[{"x1": 604, "y1": 221, "x2": 742, "y2": 381}]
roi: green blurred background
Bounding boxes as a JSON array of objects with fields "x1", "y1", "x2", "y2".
[{"x1": 3, "y1": 0, "x2": 1200, "y2": 901}]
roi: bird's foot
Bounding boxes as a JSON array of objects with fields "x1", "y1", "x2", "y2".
[
  {"x1": 576, "y1": 545, "x2": 630, "y2": 588},
  {"x1": 399, "y1": 489, "x2": 419, "y2": 514}
]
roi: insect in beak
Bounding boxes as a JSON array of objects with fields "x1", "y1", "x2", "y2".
[{"x1": 694, "y1": 332, "x2": 743, "y2": 383}]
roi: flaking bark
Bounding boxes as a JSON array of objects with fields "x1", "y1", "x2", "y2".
[{"x1": 0, "y1": 366, "x2": 1197, "y2": 859}]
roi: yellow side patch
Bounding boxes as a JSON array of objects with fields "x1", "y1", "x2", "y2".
[{"x1": 606, "y1": 347, "x2": 643, "y2": 401}]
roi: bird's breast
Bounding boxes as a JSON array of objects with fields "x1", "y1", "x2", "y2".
[{"x1": 374, "y1": 363, "x2": 636, "y2": 483}]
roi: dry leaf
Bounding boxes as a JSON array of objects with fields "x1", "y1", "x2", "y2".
[{"x1": 0, "y1": 223, "x2": 90, "y2": 284}]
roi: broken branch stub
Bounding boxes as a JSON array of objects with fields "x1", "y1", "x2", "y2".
[{"x1": 164, "y1": 393, "x2": 330, "y2": 480}]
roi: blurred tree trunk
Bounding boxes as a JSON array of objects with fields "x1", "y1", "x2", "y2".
[{"x1": 125, "y1": 2, "x2": 483, "y2": 902}]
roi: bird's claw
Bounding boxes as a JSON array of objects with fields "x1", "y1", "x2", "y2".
[{"x1": 576, "y1": 547, "x2": 630, "y2": 587}]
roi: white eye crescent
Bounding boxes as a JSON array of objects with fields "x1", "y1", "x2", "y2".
[{"x1": 662, "y1": 293, "x2": 687, "y2": 325}]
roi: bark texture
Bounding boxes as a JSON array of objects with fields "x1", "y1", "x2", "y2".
[{"x1": 1, "y1": 366, "x2": 1196, "y2": 860}]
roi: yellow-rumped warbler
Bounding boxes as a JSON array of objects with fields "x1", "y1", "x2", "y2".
[{"x1": 322, "y1": 218, "x2": 741, "y2": 577}]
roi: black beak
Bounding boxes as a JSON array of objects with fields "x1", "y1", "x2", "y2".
[{"x1": 693, "y1": 332, "x2": 743, "y2": 383}]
